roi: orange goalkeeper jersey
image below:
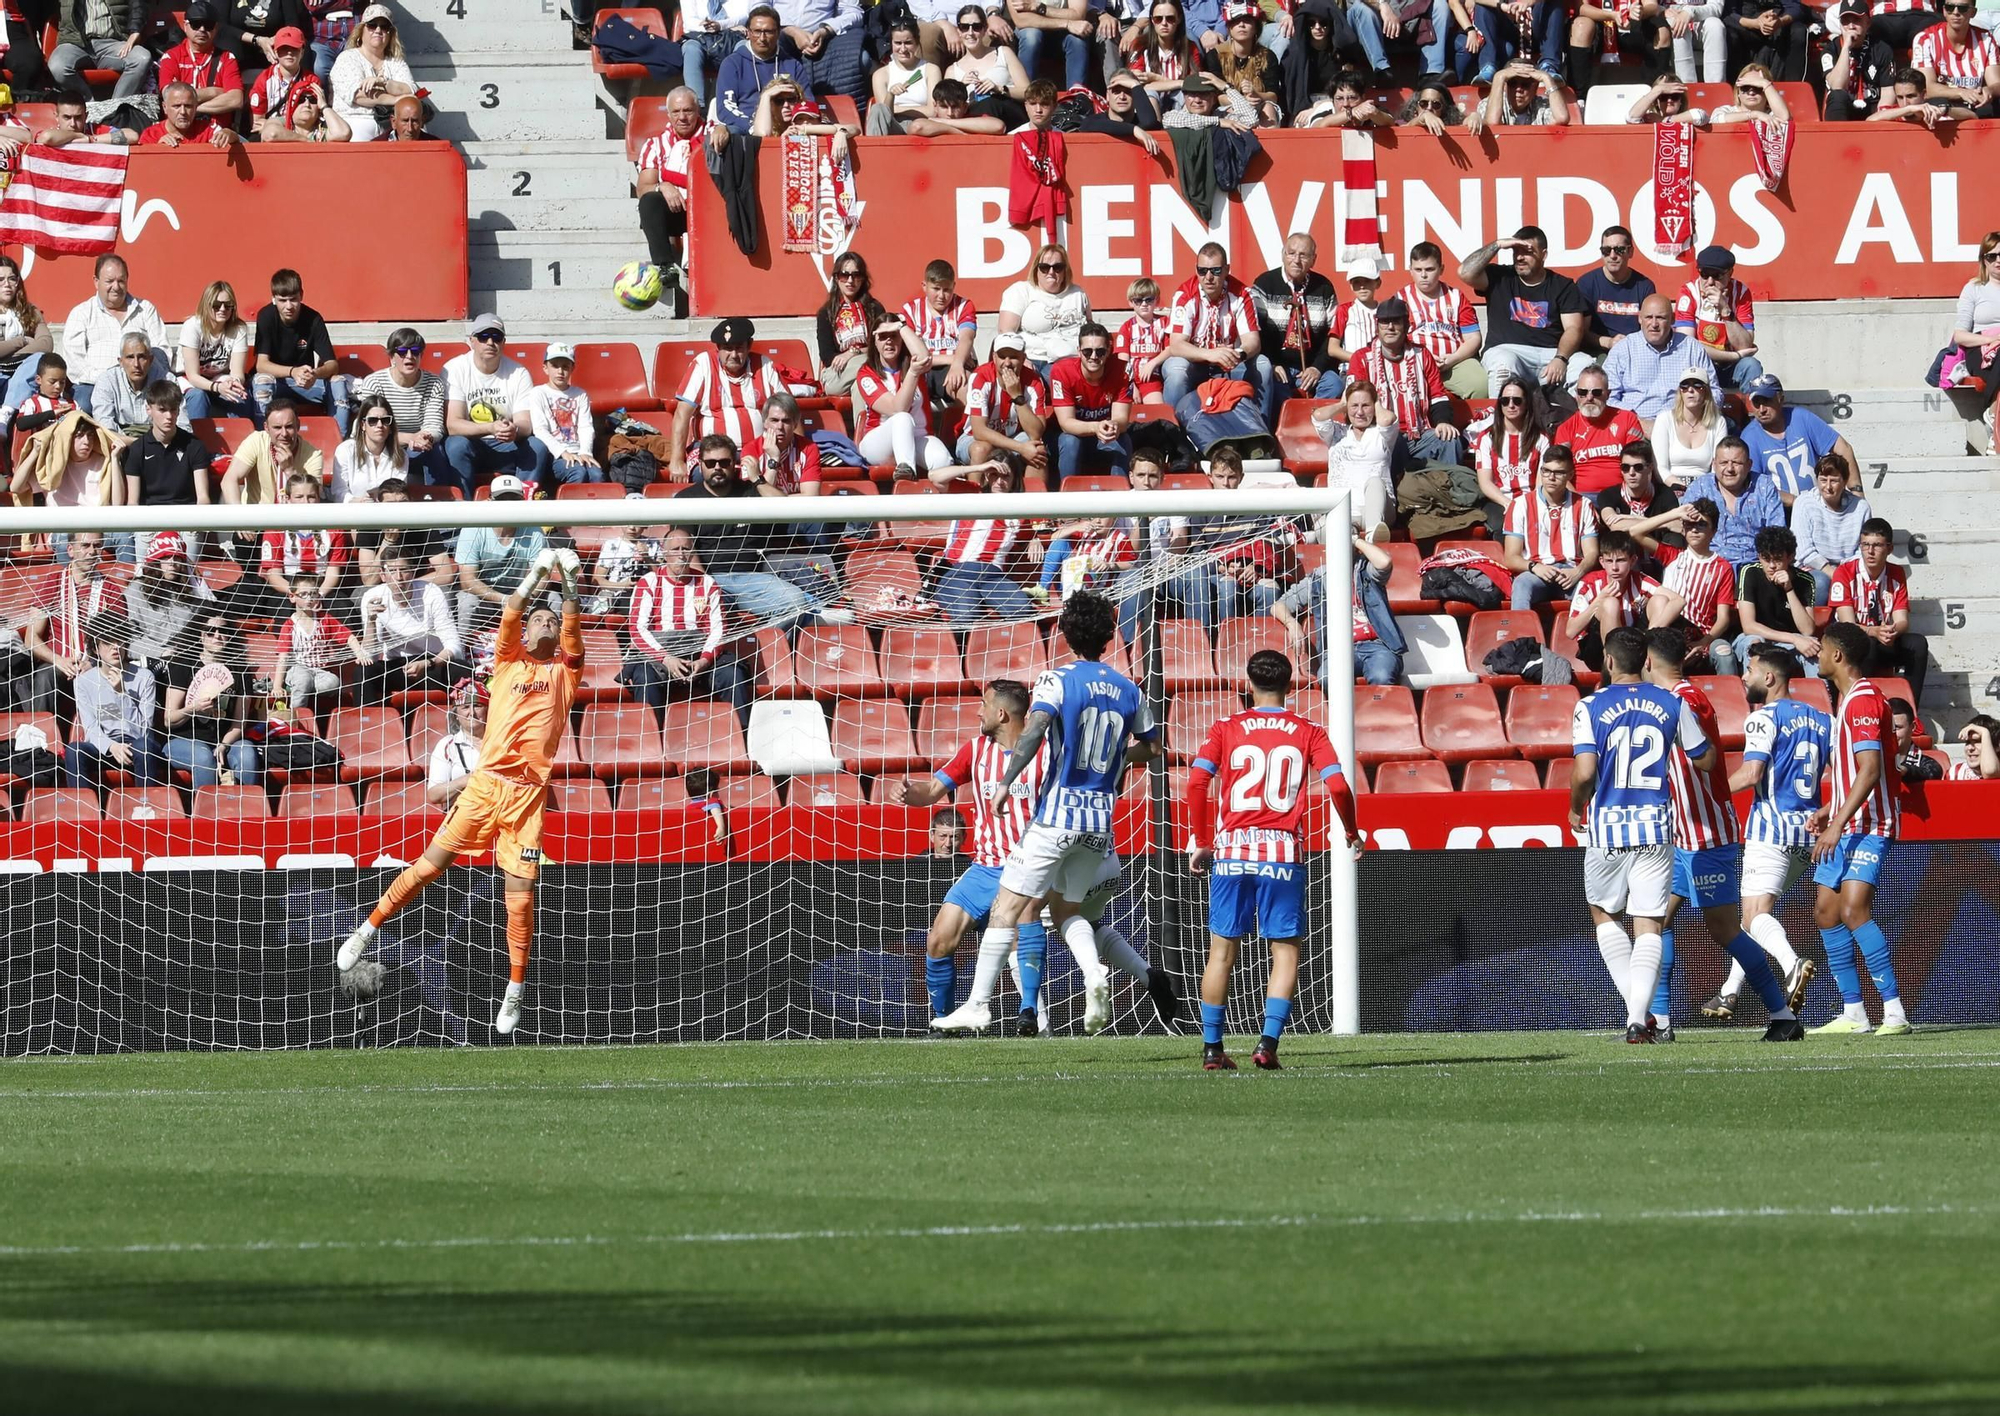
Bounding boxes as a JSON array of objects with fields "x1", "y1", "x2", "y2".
[{"x1": 480, "y1": 603, "x2": 583, "y2": 786}]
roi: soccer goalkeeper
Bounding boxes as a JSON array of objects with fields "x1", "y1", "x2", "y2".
[{"x1": 337, "y1": 546, "x2": 584, "y2": 1036}]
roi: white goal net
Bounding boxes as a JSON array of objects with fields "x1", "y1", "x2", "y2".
[{"x1": 0, "y1": 485, "x2": 1353, "y2": 1051}]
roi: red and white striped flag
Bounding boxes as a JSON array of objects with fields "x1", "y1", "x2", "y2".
[
  {"x1": 1337, "y1": 128, "x2": 1384, "y2": 272},
  {"x1": 0, "y1": 144, "x2": 128, "y2": 256}
]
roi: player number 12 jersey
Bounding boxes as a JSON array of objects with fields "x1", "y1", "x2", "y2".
[{"x1": 1572, "y1": 682, "x2": 1707, "y2": 849}]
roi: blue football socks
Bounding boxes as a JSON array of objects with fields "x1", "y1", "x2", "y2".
[
  {"x1": 1726, "y1": 931, "x2": 1789, "y2": 1016},
  {"x1": 1820, "y1": 923, "x2": 1863, "y2": 1005},
  {"x1": 1262, "y1": 996, "x2": 1292, "y2": 1042},
  {"x1": 1015, "y1": 920, "x2": 1047, "y2": 1014},
  {"x1": 925, "y1": 957, "x2": 956, "y2": 1019},
  {"x1": 1653, "y1": 928, "x2": 1676, "y2": 1021},
  {"x1": 1200, "y1": 1001, "x2": 1226, "y2": 1046},
  {"x1": 1854, "y1": 920, "x2": 1900, "y2": 1002}
]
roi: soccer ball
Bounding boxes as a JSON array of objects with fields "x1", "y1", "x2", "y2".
[
  {"x1": 338, "y1": 960, "x2": 385, "y2": 1003},
  {"x1": 613, "y1": 261, "x2": 664, "y2": 311}
]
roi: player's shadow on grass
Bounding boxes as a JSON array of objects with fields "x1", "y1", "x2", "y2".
[
  {"x1": 2, "y1": 1276, "x2": 1988, "y2": 1415},
  {"x1": 1323, "y1": 1051, "x2": 1571, "y2": 1069}
]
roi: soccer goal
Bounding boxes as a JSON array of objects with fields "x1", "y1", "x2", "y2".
[{"x1": 0, "y1": 483, "x2": 1356, "y2": 1052}]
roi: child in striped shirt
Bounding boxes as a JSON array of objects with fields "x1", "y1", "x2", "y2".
[{"x1": 1114, "y1": 278, "x2": 1170, "y2": 403}]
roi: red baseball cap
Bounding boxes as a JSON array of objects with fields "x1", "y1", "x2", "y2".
[{"x1": 272, "y1": 25, "x2": 306, "y2": 48}]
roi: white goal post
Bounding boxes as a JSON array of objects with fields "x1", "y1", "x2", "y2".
[{"x1": 0, "y1": 485, "x2": 1358, "y2": 1047}]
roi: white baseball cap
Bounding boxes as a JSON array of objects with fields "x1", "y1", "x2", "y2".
[
  {"x1": 545, "y1": 342, "x2": 575, "y2": 363},
  {"x1": 1346, "y1": 256, "x2": 1382, "y2": 284},
  {"x1": 991, "y1": 331, "x2": 1026, "y2": 354},
  {"x1": 489, "y1": 474, "x2": 528, "y2": 500}
]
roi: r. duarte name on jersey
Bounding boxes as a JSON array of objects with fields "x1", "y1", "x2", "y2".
[{"x1": 1596, "y1": 695, "x2": 1670, "y2": 727}]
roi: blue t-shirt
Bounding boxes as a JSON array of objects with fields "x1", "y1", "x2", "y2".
[
  {"x1": 1741, "y1": 408, "x2": 1840, "y2": 500},
  {"x1": 1576, "y1": 267, "x2": 1657, "y2": 342}
]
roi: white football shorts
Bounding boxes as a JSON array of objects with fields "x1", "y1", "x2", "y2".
[
  {"x1": 1740, "y1": 840, "x2": 1811, "y2": 899},
  {"x1": 1001, "y1": 821, "x2": 1120, "y2": 904},
  {"x1": 1583, "y1": 843, "x2": 1674, "y2": 919}
]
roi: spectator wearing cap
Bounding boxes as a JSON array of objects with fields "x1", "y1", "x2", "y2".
[
  {"x1": 1324, "y1": 255, "x2": 1383, "y2": 368},
  {"x1": 355, "y1": 328, "x2": 450, "y2": 487},
  {"x1": 715, "y1": 7, "x2": 810, "y2": 134},
  {"x1": 1822, "y1": 2, "x2": 1898, "y2": 120},
  {"x1": 67, "y1": 624, "x2": 164, "y2": 790},
  {"x1": 159, "y1": 1, "x2": 247, "y2": 124},
  {"x1": 773, "y1": 0, "x2": 871, "y2": 110},
  {"x1": 1682, "y1": 436, "x2": 1785, "y2": 569},
  {"x1": 50, "y1": 0, "x2": 154, "y2": 99},
  {"x1": 1460, "y1": 225, "x2": 1590, "y2": 398},
  {"x1": 1791, "y1": 453, "x2": 1871, "y2": 604},
  {"x1": 669, "y1": 316, "x2": 785, "y2": 482},
  {"x1": 1674, "y1": 245, "x2": 1764, "y2": 392},
  {"x1": 141, "y1": 82, "x2": 242, "y2": 147},
  {"x1": 1601, "y1": 293, "x2": 1717, "y2": 422},
  {"x1": 120, "y1": 382, "x2": 209, "y2": 517},
  {"x1": 959, "y1": 331, "x2": 1050, "y2": 471},
  {"x1": 124, "y1": 531, "x2": 217, "y2": 668},
  {"x1": 1344, "y1": 296, "x2": 1462, "y2": 472},
  {"x1": 442, "y1": 313, "x2": 538, "y2": 493},
  {"x1": 1740, "y1": 373, "x2": 1858, "y2": 508},
  {"x1": 1831, "y1": 516, "x2": 1929, "y2": 699},
  {"x1": 1466, "y1": 60, "x2": 1570, "y2": 135},
  {"x1": 1651, "y1": 364, "x2": 1726, "y2": 487},
  {"x1": 1250, "y1": 232, "x2": 1344, "y2": 416},
  {"x1": 330, "y1": 4, "x2": 415, "y2": 141},
  {"x1": 1576, "y1": 226, "x2": 1657, "y2": 356},
  {"x1": 1913, "y1": 0, "x2": 2000, "y2": 115},
  {"x1": 249, "y1": 35, "x2": 338, "y2": 140},
  {"x1": 635, "y1": 87, "x2": 704, "y2": 281},
  {"x1": 527, "y1": 345, "x2": 600, "y2": 485},
  {"x1": 1162, "y1": 240, "x2": 1268, "y2": 413},
  {"x1": 453, "y1": 474, "x2": 549, "y2": 635}
]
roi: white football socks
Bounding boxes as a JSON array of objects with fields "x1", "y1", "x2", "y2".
[
  {"x1": 1061, "y1": 914, "x2": 1106, "y2": 983},
  {"x1": 1720, "y1": 958, "x2": 1748, "y2": 996},
  {"x1": 1097, "y1": 927, "x2": 1150, "y2": 982},
  {"x1": 1625, "y1": 931, "x2": 1663, "y2": 1029},
  {"x1": 1747, "y1": 912, "x2": 1800, "y2": 972},
  {"x1": 1883, "y1": 997, "x2": 1909, "y2": 1027},
  {"x1": 969, "y1": 926, "x2": 1014, "y2": 1006},
  {"x1": 1595, "y1": 921, "x2": 1633, "y2": 993}
]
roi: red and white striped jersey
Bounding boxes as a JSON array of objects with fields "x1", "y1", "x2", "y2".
[
  {"x1": 1667, "y1": 678, "x2": 1742, "y2": 849},
  {"x1": 854, "y1": 361, "x2": 930, "y2": 442},
  {"x1": 1347, "y1": 342, "x2": 1445, "y2": 438},
  {"x1": 1662, "y1": 547, "x2": 1736, "y2": 635},
  {"x1": 1331, "y1": 299, "x2": 1377, "y2": 353},
  {"x1": 1912, "y1": 23, "x2": 2000, "y2": 86},
  {"x1": 260, "y1": 530, "x2": 351, "y2": 579},
  {"x1": 964, "y1": 362, "x2": 1046, "y2": 437},
  {"x1": 942, "y1": 515, "x2": 1023, "y2": 566},
  {"x1": 31, "y1": 570, "x2": 115, "y2": 661},
  {"x1": 1566, "y1": 569, "x2": 1664, "y2": 633},
  {"x1": 1469, "y1": 417, "x2": 1548, "y2": 502},
  {"x1": 1169, "y1": 275, "x2": 1254, "y2": 349},
  {"x1": 1188, "y1": 708, "x2": 1344, "y2": 862},
  {"x1": 635, "y1": 127, "x2": 701, "y2": 192},
  {"x1": 740, "y1": 434, "x2": 822, "y2": 495},
  {"x1": 1115, "y1": 312, "x2": 1169, "y2": 367},
  {"x1": 1401, "y1": 283, "x2": 1479, "y2": 364},
  {"x1": 901, "y1": 292, "x2": 977, "y2": 361},
  {"x1": 1829, "y1": 558, "x2": 1909, "y2": 627},
  {"x1": 675, "y1": 351, "x2": 784, "y2": 451},
  {"x1": 934, "y1": 733, "x2": 1048, "y2": 868},
  {"x1": 629, "y1": 567, "x2": 728, "y2": 661},
  {"x1": 1949, "y1": 760, "x2": 1980, "y2": 781},
  {"x1": 1504, "y1": 490, "x2": 1598, "y2": 564},
  {"x1": 1130, "y1": 45, "x2": 1190, "y2": 80},
  {"x1": 1869, "y1": 0, "x2": 1927, "y2": 11},
  {"x1": 1055, "y1": 525, "x2": 1135, "y2": 598},
  {"x1": 1832, "y1": 677, "x2": 1900, "y2": 838},
  {"x1": 278, "y1": 612, "x2": 353, "y2": 670}
]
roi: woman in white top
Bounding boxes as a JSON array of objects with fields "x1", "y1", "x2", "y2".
[
  {"x1": 1311, "y1": 378, "x2": 1395, "y2": 542},
  {"x1": 997, "y1": 243, "x2": 1092, "y2": 371},
  {"x1": 866, "y1": 20, "x2": 941, "y2": 134},
  {"x1": 0, "y1": 256, "x2": 54, "y2": 397},
  {"x1": 946, "y1": 5, "x2": 1028, "y2": 111},
  {"x1": 178, "y1": 279, "x2": 255, "y2": 421},
  {"x1": 1942, "y1": 230, "x2": 2000, "y2": 397},
  {"x1": 332, "y1": 394, "x2": 409, "y2": 502},
  {"x1": 1650, "y1": 367, "x2": 1725, "y2": 488},
  {"x1": 330, "y1": 4, "x2": 416, "y2": 142}
]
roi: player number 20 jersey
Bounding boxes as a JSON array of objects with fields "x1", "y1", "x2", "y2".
[
  {"x1": 1571, "y1": 682, "x2": 1707, "y2": 849},
  {"x1": 1028, "y1": 661, "x2": 1158, "y2": 835},
  {"x1": 1190, "y1": 709, "x2": 1343, "y2": 863},
  {"x1": 1742, "y1": 697, "x2": 1832, "y2": 849}
]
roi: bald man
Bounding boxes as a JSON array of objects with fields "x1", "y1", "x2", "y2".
[
  {"x1": 1603, "y1": 294, "x2": 1718, "y2": 422},
  {"x1": 388, "y1": 95, "x2": 434, "y2": 142}
]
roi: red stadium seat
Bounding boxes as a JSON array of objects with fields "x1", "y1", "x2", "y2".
[
  {"x1": 1421, "y1": 683, "x2": 1513, "y2": 764},
  {"x1": 363, "y1": 781, "x2": 441, "y2": 819},
  {"x1": 1122, "y1": 763, "x2": 1188, "y2": 804},
  {"x1": 192, "y1": 785, "x2": 270, "y2": 819},
  {"x1": 592, "y1": 8, "x2": 670, "y2": 78},
  {"x1": 831, "y1": 699, "x2": 923, "y2": 773},
  {"x1": 1464, "y1": 610, "x2": 1546, "y2": 683},
  {"x1": 404, "y1": 704, "x2": 452, "y2": 770},
  {"x1": 1061, "y1": 475, "x2": 1128, "y2": 494},
  {"x1": 1544, "y1": 757, "x2": 1575, "y2": 793},
  {"x1": 845, "y1": 547, "x2": 936, "y2": 623},
  {"x1": 334, "y1": 343, "x2": 388, "y2": 381},
  {"x1": 555, "y1": 483, "x2": 626, "y2": 502},
  {"x1": 1792, "y1": 678, "x2": 1832, "y2": 716},
  {"x1": 881, "y1": 626, "x2": 971, "y2": 698},
  {"x1": 282, "y1": 782, "x2": 359, "y2": 817},
  {"x1": 548, "y1": 779, "x2": 615, "y2": 815},
  {"x1": 662, "y1": 701, "x2": 752, "y2": 773},
  {"x1": 632, "y1": 772, "x2": 781, "y2": 811},
  {"x1": 1505, "y1": 684, "x2": 1580, "y2": 761},
  {"x1": 1383, "y1": 543, "x2": 1432, "y2": 613},
  {"x1": 752, "y1": 627, "x2": 805, "y2": 698},
  {"x1": 22, "y1": 788, "x2": 100, "y2": 823},
  {"x1": 624, "y1": 94, "x2": 672, "y2": 161},
  {"x1": 0, "y1": 714, "x2": 62, "y2": 780},
  {"x1": 104, "y1": 786, "x2": 184, "y2": 820},
  {"x1": 578, "y1": 628, "x2": 631, "y2": 702},
  {"x1": 1692, "y1": 675, "x2": 1751, "y2": 750},
  {"x1": 792, "y1": 624, "x2": 886, "y2": 698},
  {"x1": 1462, "y1": 759, "x2": 1542, "y2": 792},
  {"x1": 570, "y1": 342, "x2": 659, "y2": 412},
  {"x1": 1215, "y1": 618, "x2": 1285, "y2": 684},
  {"x1": 1048, "y1": 632, "x2": 1133, "y2": 680},
  {"x1": 327, "y1": 707, "x2": 412, "y2": 781},
  {"x1": 1276, "y1": 398, "x2": 1337, "y2": 476},
  {"x1": 1374, "y1": 759, "x2": 1454, "y2": 793},
  {"x1": 577, "y1": 703, "x2": 668, "y2": 781},
  {"x1": 1354, "y1": 685, "x2": 1425, "y2": 765},
  {"x1": 1545, "y1": 615, "x2": 1596, "y2": 686},
  {"x1": 1154, "y1": 618, "x2": 1218, "y2": 693},
  {"x1": 196, "y1": 417, "x2": 256, "y2": 456},
  {"x1": 916, "y1": 695, "x2": 983, "y2": 760},
  {"x1": 296, "y1": 416, "x2": 343, "y2": 464},
  {"x1": 792, "y1": 772, "x2": 867, "y2": 807},
  {"x1": 1168, "y1": 691, "x2": 1239, "y2": 763},
  {"x1": 963, "y1": 622, "x2": 1045, "y2": 684}
]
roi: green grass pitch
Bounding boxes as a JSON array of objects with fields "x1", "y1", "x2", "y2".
[{"x1": 4, "y1": 1028, "x2": 1999, "y2": 1415}]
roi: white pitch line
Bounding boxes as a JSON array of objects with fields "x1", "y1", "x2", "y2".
[{"x1": 0, "y1": 1204, "x2": 1980, "y2": 1262}]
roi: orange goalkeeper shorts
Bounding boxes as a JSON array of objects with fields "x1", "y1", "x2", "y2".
[{"x1": 433, "y1": 770, "x2": 548, "y2": 880}]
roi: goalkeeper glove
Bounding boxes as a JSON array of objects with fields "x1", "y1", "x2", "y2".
[
  {"x1": 517, "y1": 547, "x2": 558, "y2": 599},
  {"x1": 554, "y1": 548, "x2": 583, "y2": 589}
]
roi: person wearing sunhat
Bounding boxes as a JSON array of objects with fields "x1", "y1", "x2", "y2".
[
  {"x1": 158, "y1": 1, "x2": 247, "y2": 123},
  {"x1": 1213, "y1": 1, "x2": 1281, "y2": 125},
  {"x1": 443, "y1": 312, "x2": 539, "y2": 495},
  {"x1": 330, "y1": 3, "x2": 415, "y2": 140},
  {"x1": 246, "y1": 25, "x2": 318, "y2": 134}
]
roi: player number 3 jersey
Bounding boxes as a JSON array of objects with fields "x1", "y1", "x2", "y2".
[
  {"x1": 1190, "y1": 709, "x2": 1343, "y2": 863},
  {"x1": 1028, "y1": 661, "x2": 1157, "y2": 835},
  {"x1": 1742, "y1": 697, "x2": 1832, "y2": 848},
  {"x1": 1572, "y1": 682, "x2": 1708, "y2": 849}
]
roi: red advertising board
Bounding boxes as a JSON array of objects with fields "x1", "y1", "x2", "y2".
[
  {"x1": 1, "y1": 144, "x2": 468, "y2": 324},
  {"x1": 689, "y1": 123, "x2": 2000, "y2": 316}
]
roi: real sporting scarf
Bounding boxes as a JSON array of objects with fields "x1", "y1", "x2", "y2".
[
  {"x1": 1651, "y1": 121, "x2": 1694, "y2": 260},
  {"x1": 779, "y1": 129, "x2": 858, "y2": 256},
  {"x1": 1749, "y1": 117, "x2": 1793, "y2": 194},
  {"x1": 1338, "y1": 128, "x2": 1383, "y2": 271}
]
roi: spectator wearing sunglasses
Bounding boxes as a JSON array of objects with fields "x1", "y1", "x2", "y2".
[
  {"x1": 442, "y1": 313, "x2": 538, "y2": 494},
  {"x1": 1577, "y1": 226, "x2": 1657, "y2": 356},
  {"x1": 1594, "y1": 440, "x2": 1686, "y2": 569},
  {"x1": 1552, "y1": 364, "x2": 1644, "y2": 495},
  {"x1": 158, "y1": 2, "x2": 247, "y2": 124},
  {"x1": 1046, "y1": 323, "x2": 1133, "y2": 483},
  {"x1": 946, "y1": 5, "x2": 1030, "y2": 125},
  {"x1": 50, "y1": 0, "x2": 155, "y2": 98},
  {"x1": 330, "y1": 4, "x2": 416, "y2": 141},
  {"x1": 1913, "y1": 0, "x2": 2000, "y2": 114},
  {"x1": 355, "y1": 328, "x2": 450, "y2": 489},
  {"x1": 1162, "y1": 241, "x2": 1268, "y2": 413}
]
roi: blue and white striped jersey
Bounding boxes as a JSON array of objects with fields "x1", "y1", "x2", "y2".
[
  {"x1": 1571, "y1": 682, "x2": 1707, "y2": 849},
  {"x1": 1027, "y1": 660, "x2": 1158, "y2": 833},
  {"x1": 1742, "y1": 697, "x2": 1832, "y2": 849}
]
